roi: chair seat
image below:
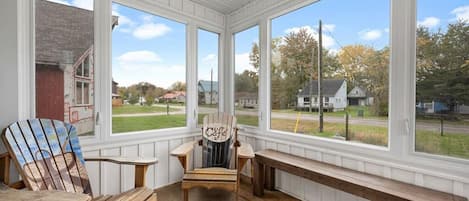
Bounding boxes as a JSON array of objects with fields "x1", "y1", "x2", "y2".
[
  {"x1": 183, "y1": 172, "x2": 237, "y2": 182},
  {"x1": 92, "y1": 187, "x2": 157, "y2": 201},
  {"x1": 188, "y1": 167, "x2": 237, "y2": 175}
]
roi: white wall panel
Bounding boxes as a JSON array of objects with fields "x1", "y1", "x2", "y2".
[
  {"x1": 121, "y1": 145, "x2": 138, "y2": 192},
  {"x1": 101, "y1": 148, "x2": 121, "y2": 195},
  {"x1": 139, "y1": 143, "x2": 156, "y2": 188},
  {"x1": 423, "y1": 175, "x2": 453, "y2": 194},
  {"x1": 84, "y1": 151, "x2": 100, "y2": 195},
  {"x1": 156, "y1": 140, "x2": 169, "y2": 188},
  {"x1": 169, "y1": 139, "x2": 184, "y2": 183}
]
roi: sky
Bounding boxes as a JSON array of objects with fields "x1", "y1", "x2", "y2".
[{"x1": 46, "y1": 0, "x2": 469, "y2": 88}]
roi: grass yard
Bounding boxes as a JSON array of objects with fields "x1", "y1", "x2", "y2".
[
  {"x1": 273, "y1": 106, "x2": 386, "y2": 119},
  {"x1": 112, "y1": 114, "x2": 186, "y2": 133},
  {"x1": 416, "y1": 130, "x2": 469, "y2": 159},
  {"x1": 113, "y1": 105, "x2": 177, "y2": 115}
]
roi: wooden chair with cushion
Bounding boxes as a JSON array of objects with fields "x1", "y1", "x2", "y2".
[
  {"x1": 1, "y1": 118, "x2": 158, "y2": 201},
  {"x1": 171, "y1": 112, "x2": 254, "y2": 201}
]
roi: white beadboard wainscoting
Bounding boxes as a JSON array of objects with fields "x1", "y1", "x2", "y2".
[{"x1": 82, "y1": 131, "x2": 468, "y2": 200}]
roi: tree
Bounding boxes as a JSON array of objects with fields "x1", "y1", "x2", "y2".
[
  {"x1": 170, "y1": 81, "x2": 186, "y2": 91},
  {"x1": 416, "y1": 21, "x2": 469, "y2": 113}
]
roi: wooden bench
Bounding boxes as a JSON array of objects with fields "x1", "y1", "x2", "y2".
[{"x1": 253, "y1": 149, "x2": 467, "y2": 201}]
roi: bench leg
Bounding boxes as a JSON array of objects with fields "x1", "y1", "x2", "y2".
[
  {"x1": 183, "y1": 189, "x2": 188, "y2": 201},
  {"x1": 264, "y1": 166, "x2": 275, "y2": 191},
  {"x1": 253, "y1": 158, "x2": 264, "y2": 196}
]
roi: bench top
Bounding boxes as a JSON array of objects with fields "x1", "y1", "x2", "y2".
[{"x1": 256, "y1": 149, "x2": 467, "y2": 201}]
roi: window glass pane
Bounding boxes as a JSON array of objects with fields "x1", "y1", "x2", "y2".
[
  {"x1": 35, "y1": 0, "x2": 95, "y2": 136},
  {"x1": 76, "y1": 82, "x2": 83, "y2": 105},
  {"x1": 416, "y1": 0, "x2": 469, "y2": 159},
  {"x1": 234, "y1": 26, "x2": 259, "y2": 127},
  {"x1": 83, "y1": 82, "x2": 90, "y2": 104},
  {"x1": 84, "y1": 56, "x2": 90, "y2": 77},
  {"x1": 198, "y1": 29, "x2": 219, "y2": 125},
  {"x1": 270, "y1": 0, "x2": 389, "y2": 147},
  {"x1": 111, "y1": 3, "x2": 186, "y2": 134}
]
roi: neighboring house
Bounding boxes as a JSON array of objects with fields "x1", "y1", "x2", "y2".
[
  {"x1": 162, "y1": 91, "x2": 186, "y2": 103},
  {"x1": 35, "y1": 0, "x2": 118, "y2": 135},
  {"x1": 235, "y1": 92, "x2": 258, "y2": 109},
  {"x1": 198, "y1": 80, "x2": 218, "y2": 105},
  {"x1": 416, "y1": 101, "x2": 469, "y2": 114},
  {"x1": 112, "y1": 80, "x2": 122, "y2": 107},
  {"x1": 297, "y1": 79, "x2": 347, "y2": 112},
  {"x1": 347, "y1": 86, "x2": 374, "y2": 106}
]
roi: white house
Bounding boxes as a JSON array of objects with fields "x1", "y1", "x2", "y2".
[
  {"x1": 347, "y1": 86, "x2": 374, "y2": 106},
  {"x1": 297, "y1": 79, "x2": 347, "y2": 112}
]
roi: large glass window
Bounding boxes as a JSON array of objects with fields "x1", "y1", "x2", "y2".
[
  {"x1": 270, "y1": 0, "x2": 390, "y2": 147},
  {"x1": 35, "y1": 0, "x2": 95, "y2": 136},
  {"x1": 234, "y1": 26, "x2": 260, "y2": 127},
  {"x1": 111, "y1": 3, "x2": 186, "y2": 134},
  {"x1": 197, "y1": 29, "x2": 219, "y2": 125},
  {"x1": 415, "y1": 0, "x2": 469, "y2": 159}
]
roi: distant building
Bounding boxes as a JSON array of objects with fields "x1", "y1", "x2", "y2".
[
  {"x1": 112, "y1": 80, "x2": 122, "y2": 107},
  {"x1": 162, "y1": 91, "x2": 186, "y2": 103},
  {"x1": 198, "y1": 80, "x2": 218, "y2": 105},
  {"x1": 297, "y1": 79, "x2": 347, "y2": 112},
  {"x1": 35, "y1": 0, "x2": 118, "y2": 135},
  {"x1": 347, "y1": 86, "x2": 374, "y2": 106},
  {"x1": 235, "y1": 92, "x2": 258, "y2": 109}
]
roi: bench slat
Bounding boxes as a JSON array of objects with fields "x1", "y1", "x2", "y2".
[{"x1": 254, "y1": 149, "x2": 467, "y2": 201}]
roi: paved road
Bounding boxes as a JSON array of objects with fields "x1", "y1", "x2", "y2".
[{"x1": 113, "y1": 106, "x2": 469, "y2": 134}]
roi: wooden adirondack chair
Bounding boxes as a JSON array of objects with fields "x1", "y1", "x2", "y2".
[
  {"x1": 170, "y1": 113, "x2": 254, "y2": 201},
  {"x1": 1, "y1": 119, "x2": 158, "y2": 201}
]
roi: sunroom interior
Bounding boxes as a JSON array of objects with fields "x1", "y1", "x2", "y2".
[{"x1": 0, "y1": 0, "x2": 468, "y2": 200}]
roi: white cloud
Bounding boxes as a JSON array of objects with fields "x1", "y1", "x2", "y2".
[
  {"x1": 451, "y1": 6, "x2": 469, "y2": 22},
  {"x1": 384, "y1": 28, "x2": 390, "y2": 33},
  {"x1": 323, "y1": 24, "x2": 336, "y2": 32},
  {"x1": 284, "y1": 25, "x2": 336, "y2": 49},
  {"x1": 117, "y1": 51, "x2": 161, "y2": 63},
  {"x1": 235, "y1": 53, "x2": 255, "y2": 73},
  {"x1": 358, "y1": 29, "x2": 382, "y2": 41},
  {"x1": 418, "y1": 17, "x2": 440, "y2": 28},
  {"x1": 133, "y1": 23, "x2": 171, "y2": 40}
]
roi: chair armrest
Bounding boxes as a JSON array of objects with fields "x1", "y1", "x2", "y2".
[
  {"x1": 170, "y1": 141, "x2": 197, "y2": 157},
  {"x1": 85, "y1": 156, "x2": 158, "y2": 166},
  {"x1": 238, "y1": 142, "x2": 254, "y2": 159}
]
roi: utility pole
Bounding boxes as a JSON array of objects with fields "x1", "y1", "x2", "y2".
[
  {"x1": 309, "y1": 48, "x2": 315, "y2": 113},
  {"x1": 318, "y1": 20, "x2": 324, "y2": 133}
]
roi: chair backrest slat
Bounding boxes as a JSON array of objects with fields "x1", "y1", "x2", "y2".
[
  {"x1": 202, "y1": 113, "x2": 237, "y2": 169},
  {"x1": 2, "y1": 119, "x2": 91, "y2": 196}
]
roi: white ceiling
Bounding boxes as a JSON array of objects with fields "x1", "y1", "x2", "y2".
[{"x1": 190, "y1": 0, "x2": 255, "y2": 14}]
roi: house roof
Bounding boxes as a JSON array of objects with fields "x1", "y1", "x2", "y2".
[
  {"x1": 298, "y1": 79, "x2": 346, "y2": 97},
  {"x1": 198, "y1": 80, "x2": 219, "y2": 93},
  {"x1": 162, "y1": 91, "x2": 186, "y2": 99},
  {"x1": 35, "y1": 0, "x2": 118, "y2": 65},
  {"x1": 347, "y1": 86, "x2": 371, "y2": 98}
]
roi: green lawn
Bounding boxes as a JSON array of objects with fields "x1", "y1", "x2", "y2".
[
  {"x1": 112, "y1": 105, "x2": 177, "y2": 115},
  {"x1": 112, "y1": 114, "x2": 186, "y2": 133},
  {"x1": 273, "y1": 106, "x2": 385, "y2": 119}
]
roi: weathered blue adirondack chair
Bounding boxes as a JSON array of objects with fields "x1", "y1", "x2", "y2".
[{"x1": 1, "y1": 119, "x2": 158, "y2": 201}]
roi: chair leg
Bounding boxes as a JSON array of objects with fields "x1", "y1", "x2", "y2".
[{"x1": 183, "y1": 189, "x2": 189, "y2": 201}]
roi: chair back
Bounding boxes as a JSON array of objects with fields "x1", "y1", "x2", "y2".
[
  {"x1": 1, "y1": 119, "x2": 91, "y2": 195},
  {"x1": 201, "y1": 113, "x2": 237, "y2": 169}
]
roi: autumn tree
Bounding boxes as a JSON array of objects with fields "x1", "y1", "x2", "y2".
[{"x1": 170, "y1": 81, "x2": 186, "y2": 91}]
